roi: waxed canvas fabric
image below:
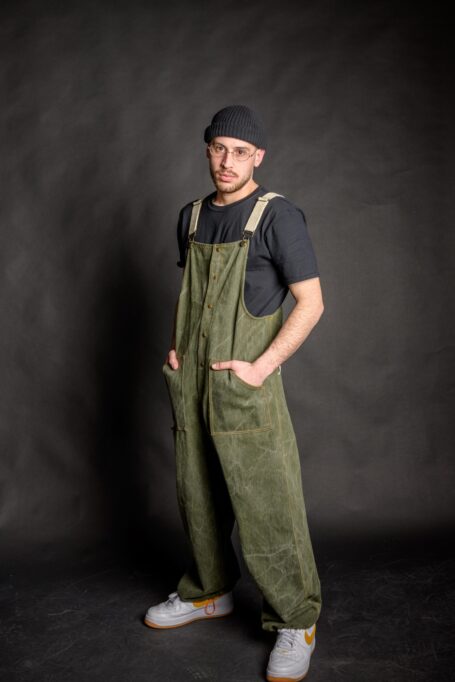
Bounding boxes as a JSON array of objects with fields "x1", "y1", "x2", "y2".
[{"x1": 163, "y1": 196, "x2": 321, "y2": 630}]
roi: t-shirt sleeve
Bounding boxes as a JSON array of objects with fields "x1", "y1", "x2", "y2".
[{"x1": 264, "y1": 203, "x2": 320, "y2": 284}]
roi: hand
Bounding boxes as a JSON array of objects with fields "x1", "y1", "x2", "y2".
[
  {"x1": 211, "y1": 359, "x2": 271, "y2": 387},
  {"x1": 166, "y1": 349, "x2": 179, "y2": 370}
]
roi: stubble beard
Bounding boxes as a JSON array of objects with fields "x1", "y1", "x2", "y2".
[{"x1": 210, "y1": 167, "x2": 253, "y2": 194}]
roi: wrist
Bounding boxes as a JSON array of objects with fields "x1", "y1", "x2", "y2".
[{"x1": 253, "y1": 354, "x2": 278, "y2": 380}]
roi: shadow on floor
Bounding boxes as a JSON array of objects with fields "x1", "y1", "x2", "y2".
[{"x1": 1, "y1": 534, "x2": 454, "y2": 682}]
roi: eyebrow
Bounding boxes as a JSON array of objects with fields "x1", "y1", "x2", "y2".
[{"x1": 215, "y1": 143, "x2": 251, "y2": 150}]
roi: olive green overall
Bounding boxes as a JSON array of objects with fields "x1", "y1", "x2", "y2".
[{"x1": 163, "y1": 192, "x2": 321, "y2": 631}]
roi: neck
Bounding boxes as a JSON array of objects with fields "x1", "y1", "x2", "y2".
[{"x1": 212, "y1": 179, "x2": 259, "y2": 206}]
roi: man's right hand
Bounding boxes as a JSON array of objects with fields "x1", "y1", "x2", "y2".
[{"x1": 166, "y1": 349, "x2": 179, "y2": 370}]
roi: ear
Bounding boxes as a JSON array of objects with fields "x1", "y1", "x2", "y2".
[
  {"x1": 254, "y1": 149, "x2": 266, "y2": 168},
  {"x1": 206, "y1": 146, "x2": 211, "y2": 159}
]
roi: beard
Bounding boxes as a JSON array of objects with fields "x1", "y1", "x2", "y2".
[{"x1": 210, "y1": 167, "x2": 253, "y2": 194}]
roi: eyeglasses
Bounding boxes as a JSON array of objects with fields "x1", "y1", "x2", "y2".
[{"x1": 207, "y1": 142, "x2": 256, "y2": 162}]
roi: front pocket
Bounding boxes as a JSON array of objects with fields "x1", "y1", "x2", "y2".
[
  {"x1": 209, "y1": 369, "x2": 272, "y2": 435},
  {"x1": 162, "y1": 358, "x2": 186, "y2": 431}
]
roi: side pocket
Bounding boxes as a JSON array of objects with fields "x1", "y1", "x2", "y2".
[
  {"x1": 209, "y1": 369, "x2": 272, "y2": 435},
  {"x1": 162, "y1": 358, "x2": 186, "y2": 431}
]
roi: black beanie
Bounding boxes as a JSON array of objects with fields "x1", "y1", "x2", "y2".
[{"x1": 204, "y1": 105, "x2": 267, "y2": 149}]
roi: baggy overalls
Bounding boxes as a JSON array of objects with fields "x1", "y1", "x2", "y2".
[{"x1": 163, "y1": 192, "x2": 322, "y2": 631}]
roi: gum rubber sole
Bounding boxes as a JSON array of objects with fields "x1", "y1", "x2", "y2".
[
  {"x1": 266, "y1": 669, "x2": 310, "y2": 682},
  {"x1": 144, "y1": 610, "x2": 233, "y2": 629},
  {"x1": 266, "y1": 673, "x2": 307, "y2": 682}
]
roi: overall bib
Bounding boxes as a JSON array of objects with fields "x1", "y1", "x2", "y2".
[{"x1": 163, "y1": 193, "x2": 321, "y2": 631}]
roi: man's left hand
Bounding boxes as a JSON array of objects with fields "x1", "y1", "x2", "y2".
[{"x1": 211, "y1": 360, "x2": 272, "y2": 388}]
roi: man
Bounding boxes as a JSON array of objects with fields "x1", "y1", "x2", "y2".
[{"x1": 145, "y1": 105, "x2": 324, "y2": 682}]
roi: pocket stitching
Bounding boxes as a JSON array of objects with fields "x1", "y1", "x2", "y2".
[
  {"x1": 229, "y1": 369, "x2": 263, "y2": 390},
  {"x1": 209, "y1": 369, "x2": 272, "y2": 436}
]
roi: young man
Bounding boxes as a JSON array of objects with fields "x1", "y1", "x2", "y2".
[{"x1": 145, "y1": 105, "x2": 324, "y2": 682}]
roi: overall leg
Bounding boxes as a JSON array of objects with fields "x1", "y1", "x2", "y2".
[
  {"x1": 175, "y1": 415, "x2": 241, "y2": 601},
  {"x1": 212, "y1": 371, "x2": 321, "y2": 630}
]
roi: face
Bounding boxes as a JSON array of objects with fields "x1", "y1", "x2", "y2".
[{"x1": 207, "y1": 136, "x2": 265, "y2": 195}]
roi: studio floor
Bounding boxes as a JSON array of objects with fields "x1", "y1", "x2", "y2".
[{"x1": 1, "y1": 536, "x2": 454, "y2": 682}]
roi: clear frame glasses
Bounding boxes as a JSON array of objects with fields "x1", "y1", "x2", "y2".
[{"x1": 207, "y1": 142, "x2": 256, "y2": 162}]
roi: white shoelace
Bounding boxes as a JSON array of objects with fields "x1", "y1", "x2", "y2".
[
  {"x1": 164, "y1": 592, "x2": 182, "y2": 610},
  {"x1": 275, "y1": 628, "x2": 301, "y2": 652}
]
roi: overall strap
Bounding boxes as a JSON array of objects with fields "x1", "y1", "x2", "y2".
[
  {"x1": 242, "y1": 192, "x2": 283, "y2": 240},
  {"x1": 188, "y1": 199, "x2": 203, "y2": 242}
]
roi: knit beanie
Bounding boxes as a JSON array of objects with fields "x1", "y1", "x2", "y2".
[{"x1": 204, "y1": 105, "x2": 267, "y2": 149}]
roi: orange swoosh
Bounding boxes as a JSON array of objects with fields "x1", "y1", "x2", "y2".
[
  {"x1": 305, "y1": 625, "x2": 316, "y2": 646},
  {"x1": 193, "y1": 598, "x2": 213, "y2": 608}
]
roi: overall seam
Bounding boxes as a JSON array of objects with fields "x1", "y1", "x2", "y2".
[{"x1": 273, "y1": 379, "x2": 308, "y2": 602}]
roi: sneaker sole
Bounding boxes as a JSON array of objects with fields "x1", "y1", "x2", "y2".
[
  {"x1": 144, "y1": 609, "x2": 234, "y2": 629},
  {"x1": 266, "y1": 671, "x2": 308, "y2": 682}
]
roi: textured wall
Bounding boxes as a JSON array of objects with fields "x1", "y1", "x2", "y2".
[{"x1": 1, "y1": 0, "x2": 454, "y2": 559}]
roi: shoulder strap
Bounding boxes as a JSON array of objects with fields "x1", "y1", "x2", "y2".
[
  {"x1": 188, "y1": 199, "x2": 203, "y2": 242},
  {"x1": 188, "y1": 192, "x2": 283, "y2": 243},
  {"x1": 242, "y1": 191, "x2": 283, "y2": 240}
]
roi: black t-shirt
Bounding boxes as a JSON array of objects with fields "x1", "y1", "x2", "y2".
[{"x1": 177, "y1": 185, "x2": 319, "y2": 317}]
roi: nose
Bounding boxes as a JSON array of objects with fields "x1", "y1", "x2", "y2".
[{"x1": 220, "y1": 150, "x2": 234, "y2": 168}]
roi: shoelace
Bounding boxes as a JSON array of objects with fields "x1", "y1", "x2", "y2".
[
  {"x1": 164, "y1": 592, "x2": 182, "y2": 610},
  {"x1": 275, "y1": 628, "x2": 313, "y2": 657},
  {"x1": 275, "y1": 628, "x2": 300, "y2": 651},
  {"x1": 163, "y1": 591, "x2": 216, "y2": 615}
]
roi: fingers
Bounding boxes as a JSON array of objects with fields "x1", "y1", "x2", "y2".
[
  {"x1": 167, "y1": 357, "x2": 250, "y2": 372},
  {"x1": 167, "y1": 349, "x2": 179, "y2": 370},
  {"x1": 211, "y1": 360, "x2": 234, "y2": 371},
  {"x1": 166, "y1": 356, "x2": 241, "y2": 372}
]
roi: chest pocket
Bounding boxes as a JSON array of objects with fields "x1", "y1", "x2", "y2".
[{"x1": 209, "y1": 369, "x2": 272, "y2": 435}]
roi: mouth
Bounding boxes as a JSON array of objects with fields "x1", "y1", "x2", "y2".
[{"x1": 217, "y1": 173, "x2": 237, "y2": 181}]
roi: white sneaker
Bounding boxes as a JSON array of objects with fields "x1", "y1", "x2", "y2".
[
  {"x1": 144, "y1": 591, "x2": 234, "y2": 629},
  {"x1": 266, "y1": 625, "x2": 316, "y2": 681}
]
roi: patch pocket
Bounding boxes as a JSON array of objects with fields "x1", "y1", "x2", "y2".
[
  {"x1": 209, "y1": 369, "x2": 272, "y2": 435},
  {"x1": 162, "y1": 358, "x2": 186, "y2": 431}
]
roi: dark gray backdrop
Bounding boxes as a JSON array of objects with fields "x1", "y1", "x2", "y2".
[{"x1": 1, "y1": 0, "x2": 454, "y2": 562}]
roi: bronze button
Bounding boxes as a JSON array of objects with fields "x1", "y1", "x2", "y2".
[
  {"x1": 207, "y1": 303, "x2": 213, "y2": 309},
  {"x1": 212, "y1": 274, "x2": 217, "y2": 280},
  {"x1": 215, "y1": 247, "x2": 220, "y2": 252},
  {"x1": 239, "y1": 240, "x2": 246, "y2": 247},
  {"x1": 202, "y1": 331, "x2": 207, "y2": 338},
  {"x1": 200, "y1": 361, "x2": 205, "y2": 368}
]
